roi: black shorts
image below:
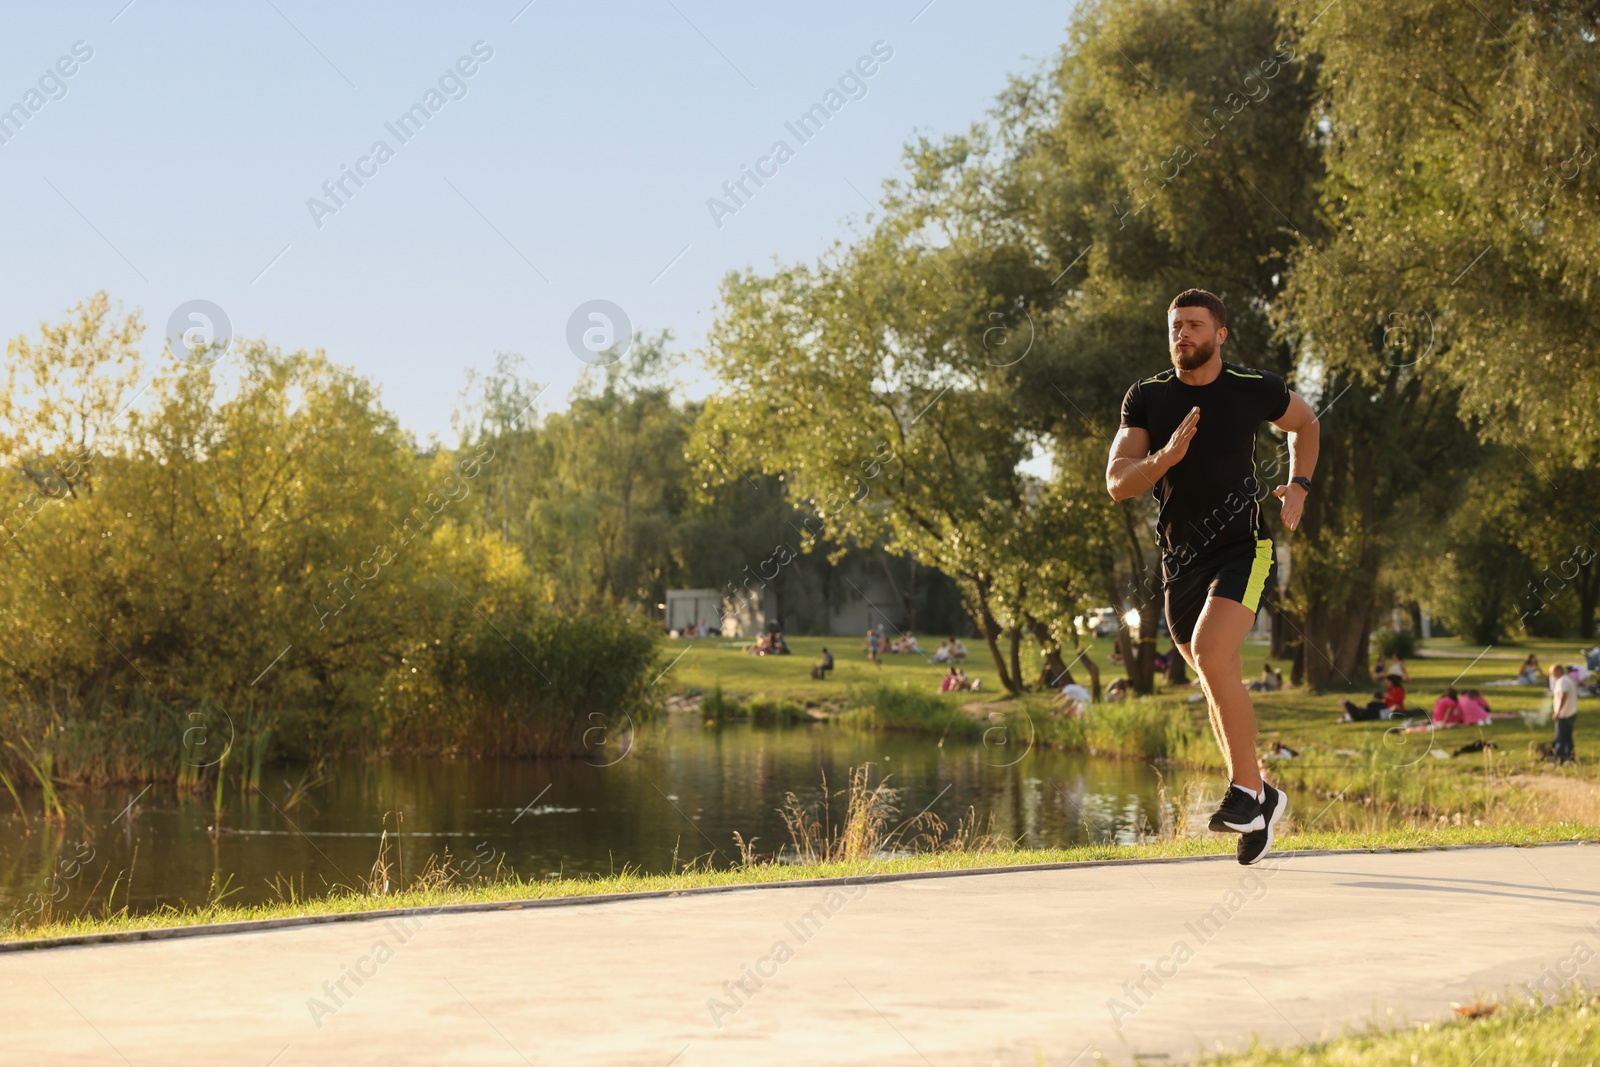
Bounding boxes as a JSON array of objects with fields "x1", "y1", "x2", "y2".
[{"x1": 1163, "y1": 538, "x2": 1275, "y2": 646}]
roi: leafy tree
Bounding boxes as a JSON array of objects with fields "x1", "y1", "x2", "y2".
[
  {"x1": 1290, "y1": 0, "x2": 1600, "y2": 458},
  {"x1": 0, "y1": 296, "x2": 658, "y2": 784},
  {"x1": 1274, "y1": 0, "x2": 1600, "y2": 679}
]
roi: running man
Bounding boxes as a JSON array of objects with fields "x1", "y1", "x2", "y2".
[{"x1": 1105, "y1": 289, "x2": 1319, "y2": 865}]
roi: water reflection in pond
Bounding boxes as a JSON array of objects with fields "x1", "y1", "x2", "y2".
[{"x1": 0, "y1": 716, "x2": 1203, "y2": 923}]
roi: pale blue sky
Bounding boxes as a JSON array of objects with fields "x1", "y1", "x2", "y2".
[{"x1": 0, "y1": 1, "x2": 1075, "y2": 442}]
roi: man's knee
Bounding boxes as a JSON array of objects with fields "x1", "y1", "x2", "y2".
[{"x1": 1192, "y1": 642, "x2": 1235, "y2": 680}]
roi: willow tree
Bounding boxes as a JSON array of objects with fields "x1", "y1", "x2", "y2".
[{"x1": 1277, "y1": 0, "x2": 1600, "y2": 682}]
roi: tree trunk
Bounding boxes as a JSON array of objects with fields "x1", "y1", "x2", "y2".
[
  {"x1": 1576, "y1": 557, "x2": 1598, "y2": 640},
  {"x1": 1293, "y1": 427, "x2": 1382, "y2": 691},
  {"x1": 1116, "y1": 500, "x2": 1160, "y2": 695},
  {"x1": 1082, "y1": 653, "x2": 1103, "y2": 701},
  {"x1": 1027, "y1": 614, "x2": 1070, "y2": 688},
  {"x1": 1283, "y1": 602, "x2": 1307, "y2": 687},
  {"x1": 1134, "y1": 616, "x2": 1158, "y2": 694},
  {"x1": 1267, "y1": 585, "x2": 1293, "y2": 659},
  {"x1": 1007, "y1": 625, "x2": 1023, "y2": 694},
  {"x1": 1166, "y1": 648, "x2": 1188, "y2": 686},
  {"x1": 970, "y1": 579, "x2": 1018, "y2": 694}
]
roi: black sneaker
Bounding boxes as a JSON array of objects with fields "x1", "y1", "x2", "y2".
[
  {"x1": 1238, "y1": 782, "x2": 1287, "y2": 866},
  {"x1": 1207, "y1": 785, "x2": 1264, "y2": 834}
]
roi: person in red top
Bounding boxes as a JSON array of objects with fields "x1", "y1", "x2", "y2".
[
  {"x1": 1382, "y1": 676, "x2": 1407, "y2": 717},
  {"x1": 1340, "y1": 676, "x2": 1407, "y2": 722}
]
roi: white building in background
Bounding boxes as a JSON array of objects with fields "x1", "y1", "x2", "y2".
[
  {"x1": 664, "y1": 589, "x2": 723, "y2": 634},
  {"x1": 664, "y1": 587, "x2": 780, "y2": 637},
  {"x1": 666, "y1": 552, "x2": 967, "y2": 638}
]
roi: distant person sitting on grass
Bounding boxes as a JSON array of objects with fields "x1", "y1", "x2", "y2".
[
  {"x1": 1518, "y1": 653, "x2": 1543, "y2": 685},
  {"x1": 1432, "y1": 687, "x2": 1463, "y2": 726},
  {"x1": 1106, "y1": 677, "x2": 1129, "y2": 702},
  {"x1": 1458, "y1": 688, "x2": 1491, "y2": 725},
  {"x1": 746, "y1": 633, "x2": 772, "y2": 656},
  {"x1": 810, "y1": 647, "x2": 834, "y2": 680},
  {"x1": 1247, "y1": 662, "x2": 1281, "y2": 692},
  {"x1": 1340, "y1": 676, "x2": 1406, "y2": 722},
  {"x1": 1371, "y1": 653, "x2": 1410, "y2": 684},
  {"x1": 772, "y1": 630, "x2": 791, "y2": 655},
  {"x1": 942, "y1": 667, "x2": 981, "y2": 692},
  {"x1": 931, "y1": 638, "x2": 954, "y2": 663}
]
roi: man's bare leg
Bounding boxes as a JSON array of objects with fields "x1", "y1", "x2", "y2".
[
  {"x1": 1175, "y1": 639, "x2": 1232, "y2": 775},
  {"x1": 1190, "y1": 596, "x2": 1262, "y2": 793}
]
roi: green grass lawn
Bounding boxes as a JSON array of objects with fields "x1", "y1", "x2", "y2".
[
  {"x1": 661, "y1": 631, "x2": 1593, "y2": 710},
  {"x1": 660, "y1": 632, "x2": 1033, "y2": 706}
]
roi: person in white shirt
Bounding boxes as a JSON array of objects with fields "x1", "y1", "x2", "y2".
[
  {"x1": 1551, "y1": 663, "x2": 1580, "y2": 763},
  {"x1": 1055, "y1": 682, "x2": 1092, "y2": 716}
]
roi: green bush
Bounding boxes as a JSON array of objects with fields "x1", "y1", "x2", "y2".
[
  {"x1": 380, "y1": 604, "x2": 660, "y2": 758},
  {"x1": 748, "y1": 698, "x2": 809, "y2": 725},
  {"x1": 846, "y1": 683, "x2": 979, "y2": 739},
  {"x1": 843, "y1": 684, "x2": 1199, "y2": 761},
  {"x1": 698, "y1": 685, "x2": 809, "y2": 726},
  {"x1": 700, "y1": 681, "x2": 742, "y2": 723},
  {"x1": 1373, "y1": 627, "x2": 1418, "y2": 661}
]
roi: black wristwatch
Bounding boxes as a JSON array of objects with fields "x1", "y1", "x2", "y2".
[{"x1": 1290, "y1": 476, "x2": 1313, "y2": 493}]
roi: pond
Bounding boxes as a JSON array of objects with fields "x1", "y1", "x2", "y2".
[{"x1": 0, "y1": 715, "x2": 1208, "y2": 927}]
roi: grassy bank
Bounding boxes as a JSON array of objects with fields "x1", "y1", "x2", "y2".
[
  {"x1": 1196, "y1": 989, "x2": 1600, "y2": 1066},
  {"x1": 842, "y1": 682, "x2": 1198, "y2": 763},
  {"x1": 5, "y1": 824, "x2": 1595, "y2": 945},
  {"x1": 671, "y1": 634, "x2": 1600, "y2": 828}
]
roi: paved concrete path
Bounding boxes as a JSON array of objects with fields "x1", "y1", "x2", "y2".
[{"x1": 4, "y1": 843, "x2": 1599, "y2": 1066}]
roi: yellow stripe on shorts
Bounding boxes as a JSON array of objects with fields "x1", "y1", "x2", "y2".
[{"x1": 1242, "y1": 538, "x2": 1273, "y2": 613}]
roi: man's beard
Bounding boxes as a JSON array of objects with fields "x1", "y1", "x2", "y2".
[{"x1": 1170, "y1": 337, "x2": 1216, "y2": 371}]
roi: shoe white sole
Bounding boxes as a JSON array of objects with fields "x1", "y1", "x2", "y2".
[{"x1": 1240, "y1": 788, "x2": 1287, "y2": 865}]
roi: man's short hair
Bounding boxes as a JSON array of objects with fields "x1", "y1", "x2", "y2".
[{"x1": 1169, "y1": 288, "x2": 1227, "y2": 329}]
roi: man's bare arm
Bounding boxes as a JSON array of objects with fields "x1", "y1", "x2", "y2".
[
  {"x1": 1268, "y1": 391, "x2": 1319, "y2": 531},
  {"x1": 1106, "y1": 405, "x2": 1199, "y2": 501}
]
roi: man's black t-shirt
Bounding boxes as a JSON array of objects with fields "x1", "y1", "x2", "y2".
[{"x1": 1119, "y1": 360, "x2": 1291, "y2": 563}]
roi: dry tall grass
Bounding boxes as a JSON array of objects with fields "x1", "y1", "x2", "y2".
[{"x1": 773, "y1": 763, "x2": 1001, "y2": 864}]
